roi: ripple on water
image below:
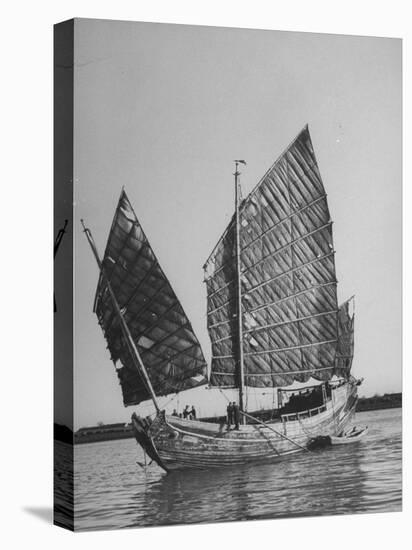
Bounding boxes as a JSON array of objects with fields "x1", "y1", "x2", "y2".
[{"x1": 73, "y1": 408, "x2": 402, "y2": 530}]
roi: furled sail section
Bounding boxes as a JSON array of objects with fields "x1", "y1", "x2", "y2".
[
  {"x1": 204, "y1": 126, "x2": 339, "y2": 388},
  {"x1": 94, "y1": 190, "x2": 207, "y2": 406},
  {"x1": 334, "y1": 298, "x2": 355, "y2": 377}
]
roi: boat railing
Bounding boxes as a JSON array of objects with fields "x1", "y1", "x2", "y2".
[{"x1": 281, "y1": 403, "x2": 327, "y2": 422}]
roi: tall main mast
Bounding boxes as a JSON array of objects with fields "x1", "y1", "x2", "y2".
[{"x1": 234, "y1": 160, "x2": 246, "y2": 420}]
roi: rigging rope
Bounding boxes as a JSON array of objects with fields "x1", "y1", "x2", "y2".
[
  {"x1": 217, "y1": 386, "x2": 308, "y2": 453},
  {"x1": 297, "y1": 414, "x2": 322, "y2": 438}
]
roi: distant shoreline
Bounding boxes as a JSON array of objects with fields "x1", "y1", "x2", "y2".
[
  {"x1": 66, "y1": 392, "x2": 401, "y2": 445},
  {"x1": 356, "y1": 392, "x2": 401, "y2": 412}
]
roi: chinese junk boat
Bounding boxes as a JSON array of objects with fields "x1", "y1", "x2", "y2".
[{"x1": 83, "y1": 125, "x2": 361, "y2": 472}]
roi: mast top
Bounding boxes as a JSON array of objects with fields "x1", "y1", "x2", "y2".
[{"x1": 234, "y1": 159, "x2": 247, "y2": 176}]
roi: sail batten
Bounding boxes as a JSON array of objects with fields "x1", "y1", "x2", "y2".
[
  {"x1": 94, "y1": 190, "x2": 208, "y2": 407},
  {"x1": 248, "y1": 252, "x2": 335, "y2": 294},
  {"x1": 240, "y1": 222, "x2": 333, "y2": 274},
  {"x1": 239, "y1": 194, "x2": 328, "y2": 251},
  {"x1": 207, "y1": 251, "x2": 336, "y2": 305},
  {"x1": 213, "y1": 364, "x2": 337, "y2": 377},
  {"x1": 205, "y1": 126, "x2": 345, "y2": 388},
  {"x1": 204, "y1": 199, "x2": 330, "y2": 283},
  {"x1": 212, "y1": 338, "x2": 338, "y2": 359},
  {"x1": 213, "y1": 309, "x2": 338, "y2": 343}
]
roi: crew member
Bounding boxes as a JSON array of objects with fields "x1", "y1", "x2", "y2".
[
  {"x1": 233, "y1": 402, "x2": 240, "y2": 430},
  {"x1": 227, "y1": 402, "x2": 234, "y2": 429}
]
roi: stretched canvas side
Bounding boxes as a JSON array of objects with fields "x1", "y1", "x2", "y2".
[{"x1": 53, "y1": 18, "x2": 74, "y2": 531}]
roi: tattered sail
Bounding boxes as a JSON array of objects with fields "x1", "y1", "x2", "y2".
[
  {"x1": 94, "y1": 190, "x2": 207, "y2": 406},
  {"x1": 335, "y1": 298, "x2": 355, "y2": 377},
  {"x1": 205, "y1": 126, "x2": 343, "y2": 388}
]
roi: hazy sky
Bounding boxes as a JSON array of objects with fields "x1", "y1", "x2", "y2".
[{"x1": 72, "y1": 19, "x2": 401, "y2": 430}]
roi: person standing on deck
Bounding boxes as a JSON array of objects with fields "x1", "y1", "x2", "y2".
[
  {"x1": 183, "y1": 405, "x2": 190, "y2": 419},
  {"x1": 233, "y1": 402, "x2": 240, "y2": 430},
  {"x1": 227, "y1": 402, "x2": 234, "y2": 429},
  {"x1": 191, "y1": 406, "x2": 197, "y2": 420}
]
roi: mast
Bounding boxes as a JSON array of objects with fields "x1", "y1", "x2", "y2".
[
  {"x1": 54, "y1": 219, "x2": 68, "y2": 312},
  {"x1": 81, "y1": 219, "x2": 161, "y2": 413},
  {"x1": 234, "y1": 160, "x2": 246, "y2": 421},
  {"x1": 206, "y1": 127, "x2": 341, "y2": 391},
  {"x1": 54, "y1": 219, "x2": 68, "y2": 258}
]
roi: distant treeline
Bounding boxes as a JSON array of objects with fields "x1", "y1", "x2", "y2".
[
  {"x1": 356, "y1": 392, "x2": 402, "y2": 412},
  {"x1": 74, "y1": 422, "x2": 133, "y2": 444}
]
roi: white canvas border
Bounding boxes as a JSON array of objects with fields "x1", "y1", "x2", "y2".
[{"x1": 1, "y1": 1, "x2": 408, "y2": 548}]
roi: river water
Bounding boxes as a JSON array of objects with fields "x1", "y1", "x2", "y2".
[{"x1": 72, "y1": 408, "x2": 401, "y2": 531}]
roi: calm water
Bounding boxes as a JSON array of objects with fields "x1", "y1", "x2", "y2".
[{"x1": 73, "y1": 408, "x2": 402, "y2": 531}]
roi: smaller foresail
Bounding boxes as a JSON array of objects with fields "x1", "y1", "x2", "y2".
[
  {"x1": 335, "y1": 297, "x2": 355, "y2": 377},
  {"x1": 94, "y1": 190, "x2": 208, "y2": 406}
]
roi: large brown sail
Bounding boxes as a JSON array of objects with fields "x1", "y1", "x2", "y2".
[
  {"x1": 94, "y1": 190, "x2": 207, "y2": 406},
  {"x1": 204, "y1": 126, "x2": 347, "y2": 388}
]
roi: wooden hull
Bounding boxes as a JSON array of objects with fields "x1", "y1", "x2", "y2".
[{"x1": 132, "y1": 381, "x2": 358, "y2": 472}]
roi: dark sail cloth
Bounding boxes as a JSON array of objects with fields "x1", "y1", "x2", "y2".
[
  {"x1": 233, "y1": 403, "x2": 240, "y2": 430},
  {"x1": 227, "y1": 403, "x2": 234, "y2": 426},
  {"x1": 204, "y1": 126, "x2": 341, "y2": 390},
  {"x1": 94, "y1": 190, "x2": 208, "y2": 408}
]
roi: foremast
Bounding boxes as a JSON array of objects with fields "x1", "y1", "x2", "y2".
[
  {"x1": 234, "y1": 160, "x2": 246, "y2": 421},
  {"x1": 81, "y1": 219, "x2": 161, "y2": 413}
]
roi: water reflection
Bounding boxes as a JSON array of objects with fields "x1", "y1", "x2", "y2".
[
  {"x1": 131, "y1": 445, "x2": 368, "y2": 528},
  {"x1": 74, "y1": 409, "x2": 401, "y2": 531},
  {"x1": 54, "y1": 441, "x2": 74, "y2": 529}
]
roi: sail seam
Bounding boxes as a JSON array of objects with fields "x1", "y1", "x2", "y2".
[
  {"x1": 204, "y1": 194, "x2": 327, "y2": 281},
  {"x1": 211, "y1": 309, "x2": 339, "y2": 344},
  {"x1": 240, "y1": 194, "x2": 327, "y2": 253},
  {"x1": 206, "y1": 220, "x2": 332, "y2": 294},
  {"x1": 203, "y1": 125, "x2": 312, "y2": 268},
  {"x1": 206, "y1": 252, "x2": 336, "y2": 316},
  {"x1": 212, "y1": 364, "x2": 346, "y2": 377},
  {"x1": 241, "y1": 222, "x2": 332, "y2": 275},
  {"x1": 206, "y1": 227, "x2": 333, "y2": 302},
  {"x1": 250, "y1": 281, "x2": 337, "y2": 313},
  {"x1": 207, "y1": 278, "x2": 235, "y2": 299},
  {"x1": 207, "y1": 279, "x2": 337, "y2": 322},
  {"x1": 146, "y1": 342, "x2": 205, "y2": 372},
  {"x1": 104, "y1": 276, "x2": 170, "y2": 337},
  {"x1": 127, "y1": 316, "x2": 208, "y2": 374},
  {"x1": 245, "y1": 252, "x2": 335, "y2": 295},
  {"x1": 245, "y1": 339, "x2": 338, "y2": 356},
  {"x1": 212, "y1": 338, "x2": 337, "y2": 359}
]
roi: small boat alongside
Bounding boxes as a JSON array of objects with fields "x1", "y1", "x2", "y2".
[
  {"x1": 330, "y1": 426, "x2": 368, "y2": 445},
  {"x1": 308, "y1": 425, "x2": 368, "y2": 450}
]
